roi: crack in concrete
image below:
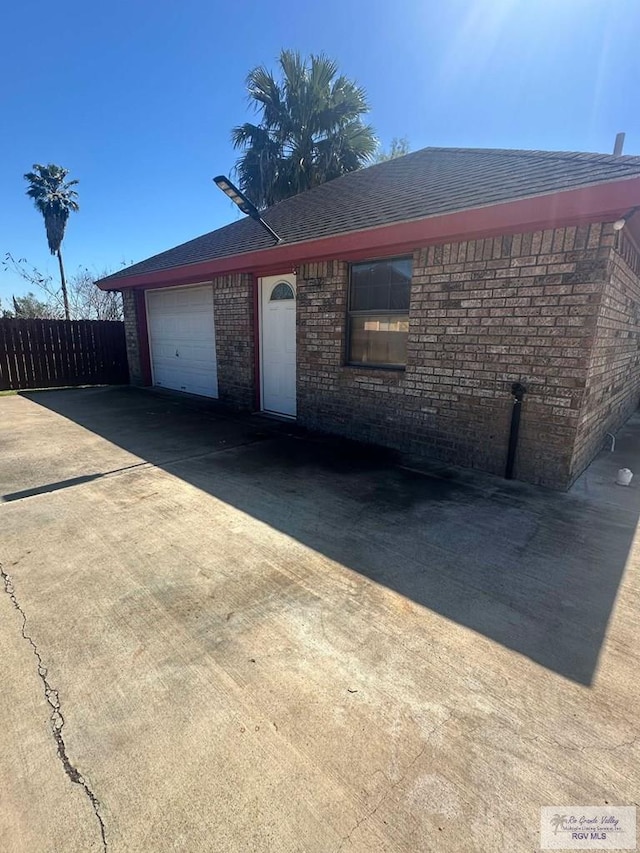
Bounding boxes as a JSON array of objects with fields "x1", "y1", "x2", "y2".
[
  {"x1": 336, "y1": 713, "x2": 452, "y2": 851},
  {"x1": 612, "y1": 737, "x2": 639, "y2": 752},
  {"x1": 335, "y1": 748, "x2": 424, "y2": 851},
  {"x1": 534, "y1": 732, "x2": 640, "y2": 757},
  {"x1": 0, "y1": 563, "x2": 107, "y2": 852}
]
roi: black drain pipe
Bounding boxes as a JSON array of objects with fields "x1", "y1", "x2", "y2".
[{"x1": 505, "y1": 382, "x2": 527, "y2": 480}]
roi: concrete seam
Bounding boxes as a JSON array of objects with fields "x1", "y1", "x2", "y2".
[
  {"x1": 0, "y1": 563, "x2": 108, "y2": 852},
  {"x1": 0, "y1": 439, "x2": 267, "y2": 506}
]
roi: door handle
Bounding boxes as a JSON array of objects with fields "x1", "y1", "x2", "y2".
[{"x1": 175, "y1": 349, "x2": 179, "y2": 357}]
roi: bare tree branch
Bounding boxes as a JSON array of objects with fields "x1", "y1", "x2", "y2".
[{"x1": 2, "y1": 253, "x2": 123, "y2": 320}]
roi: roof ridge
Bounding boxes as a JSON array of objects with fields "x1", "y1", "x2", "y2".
[
  {"x1": 259, "y1": 145, "x2": 640, "y2": 214},
  {"x1": 418, "y1": 146, "x2": 640, "y2": 164}
]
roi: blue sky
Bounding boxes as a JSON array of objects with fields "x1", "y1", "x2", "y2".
[{"x1": 1, "y1": 0, "x2": 639, "y2": 303}]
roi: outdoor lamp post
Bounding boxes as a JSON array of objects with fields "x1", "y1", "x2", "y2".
[{"x1": 213, "y1": 176, "x2": 282, "y2": 244}]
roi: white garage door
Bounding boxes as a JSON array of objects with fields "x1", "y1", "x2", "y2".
[{"x1": 146, "y1": 285, "x2": 218, "y2": 398}]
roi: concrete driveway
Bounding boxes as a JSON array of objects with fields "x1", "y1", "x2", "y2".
[{"x1": 1, "y1": 387, "x2": 638, "y2": 852}]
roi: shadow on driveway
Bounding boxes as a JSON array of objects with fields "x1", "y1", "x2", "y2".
[{"x1": 18, "y1": 385, "x2": 640, "y2": 686}]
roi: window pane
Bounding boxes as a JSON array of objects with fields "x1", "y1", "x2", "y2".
[
  {"x1": 270, "y1": 281, "x2": 295, "y2": 300},
  {"x1": 350, "y1": 259, "x2": 411, "y2": 311},
  {"x1": 349, "y1": 314, "x2": 409, "y2": 365}
]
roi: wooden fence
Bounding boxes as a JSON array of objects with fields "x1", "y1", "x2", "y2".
[{"x1": 0, "y1": 319, "x2": 129, "y2": 391}]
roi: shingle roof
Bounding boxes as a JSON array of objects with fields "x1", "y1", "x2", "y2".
[{"x1": 100, "y1": 146, "x2": 640, "y2": 284}]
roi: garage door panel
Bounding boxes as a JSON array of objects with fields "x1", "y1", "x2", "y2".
[{"x1": 147, "y1": 286, "x2": 218, "y2": 398}]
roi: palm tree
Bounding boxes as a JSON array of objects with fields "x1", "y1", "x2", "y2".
[
  {"x1": 232, "y1": 51, "x2": 377, "y2": 209},
  {"x1": 24, "y1": 164, "x2": 79, "y2": 320},
  {"x1": 550, "y1": 814, "x2": 568, "y2": 835}
]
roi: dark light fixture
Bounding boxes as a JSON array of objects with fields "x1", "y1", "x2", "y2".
[{"x1": 213, "y1": 176, "x2": 282, "y2": 244}]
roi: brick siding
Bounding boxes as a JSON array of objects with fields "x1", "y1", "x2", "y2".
[
  {"x1": 297, "y1": 224, "x2": 616, "y2": 489},
  {"x1": 212, "y1": 273, "x2": 255, "y2": 409},
  {"x1": 122, "y1": 288, "x2": 144, "y2": 385},
  {"x1": 570, "y1": 230, "x2": 640, "y2": 480}
]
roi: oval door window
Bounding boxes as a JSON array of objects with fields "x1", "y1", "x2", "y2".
[{"x1": 270, "y1": 281, "x2": 295, "y2": 301}]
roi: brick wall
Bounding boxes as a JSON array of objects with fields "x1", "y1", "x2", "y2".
[
  {"x1": 213, "y1": 273, "x2": 255, "y2": 409},
  {"x1": 122, "y1": 288, "x2": 143, "y2": 385},
  {"x1": 297, "y1": 224, "x2": 615, "y2": 489},
  {"x1": 123, "y1": 220, "x2": 636, "y2": 489},
  {"x1": 571, "y1": 230, "x2": 640, "y2": 480}
]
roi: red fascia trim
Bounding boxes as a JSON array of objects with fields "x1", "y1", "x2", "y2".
[
  {"x1": 135, "y1": 290, "x2": 152, "y2": 385},
  {"x1": 101, "y1": 176, "x2": 640, "y2": 291}
]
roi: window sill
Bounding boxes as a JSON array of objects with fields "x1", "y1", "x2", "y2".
[
  {"x1": 344, "y1": 363, "x2": 406, "y2": 372},
  {"x1": 338, "y1": 364, "x2": 405, "y2": 390}
]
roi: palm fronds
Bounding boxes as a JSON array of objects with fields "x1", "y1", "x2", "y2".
[{"x1": 233, "y1": 51, "x2": 377, "y2": 208}]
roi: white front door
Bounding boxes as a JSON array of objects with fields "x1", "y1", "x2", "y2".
[
  {"x1": 260, "y1": 274, "x2": 296, "y2": 417},
  {"x1": 146, "y1": 284, "x2": 218, "y2": 398}
]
